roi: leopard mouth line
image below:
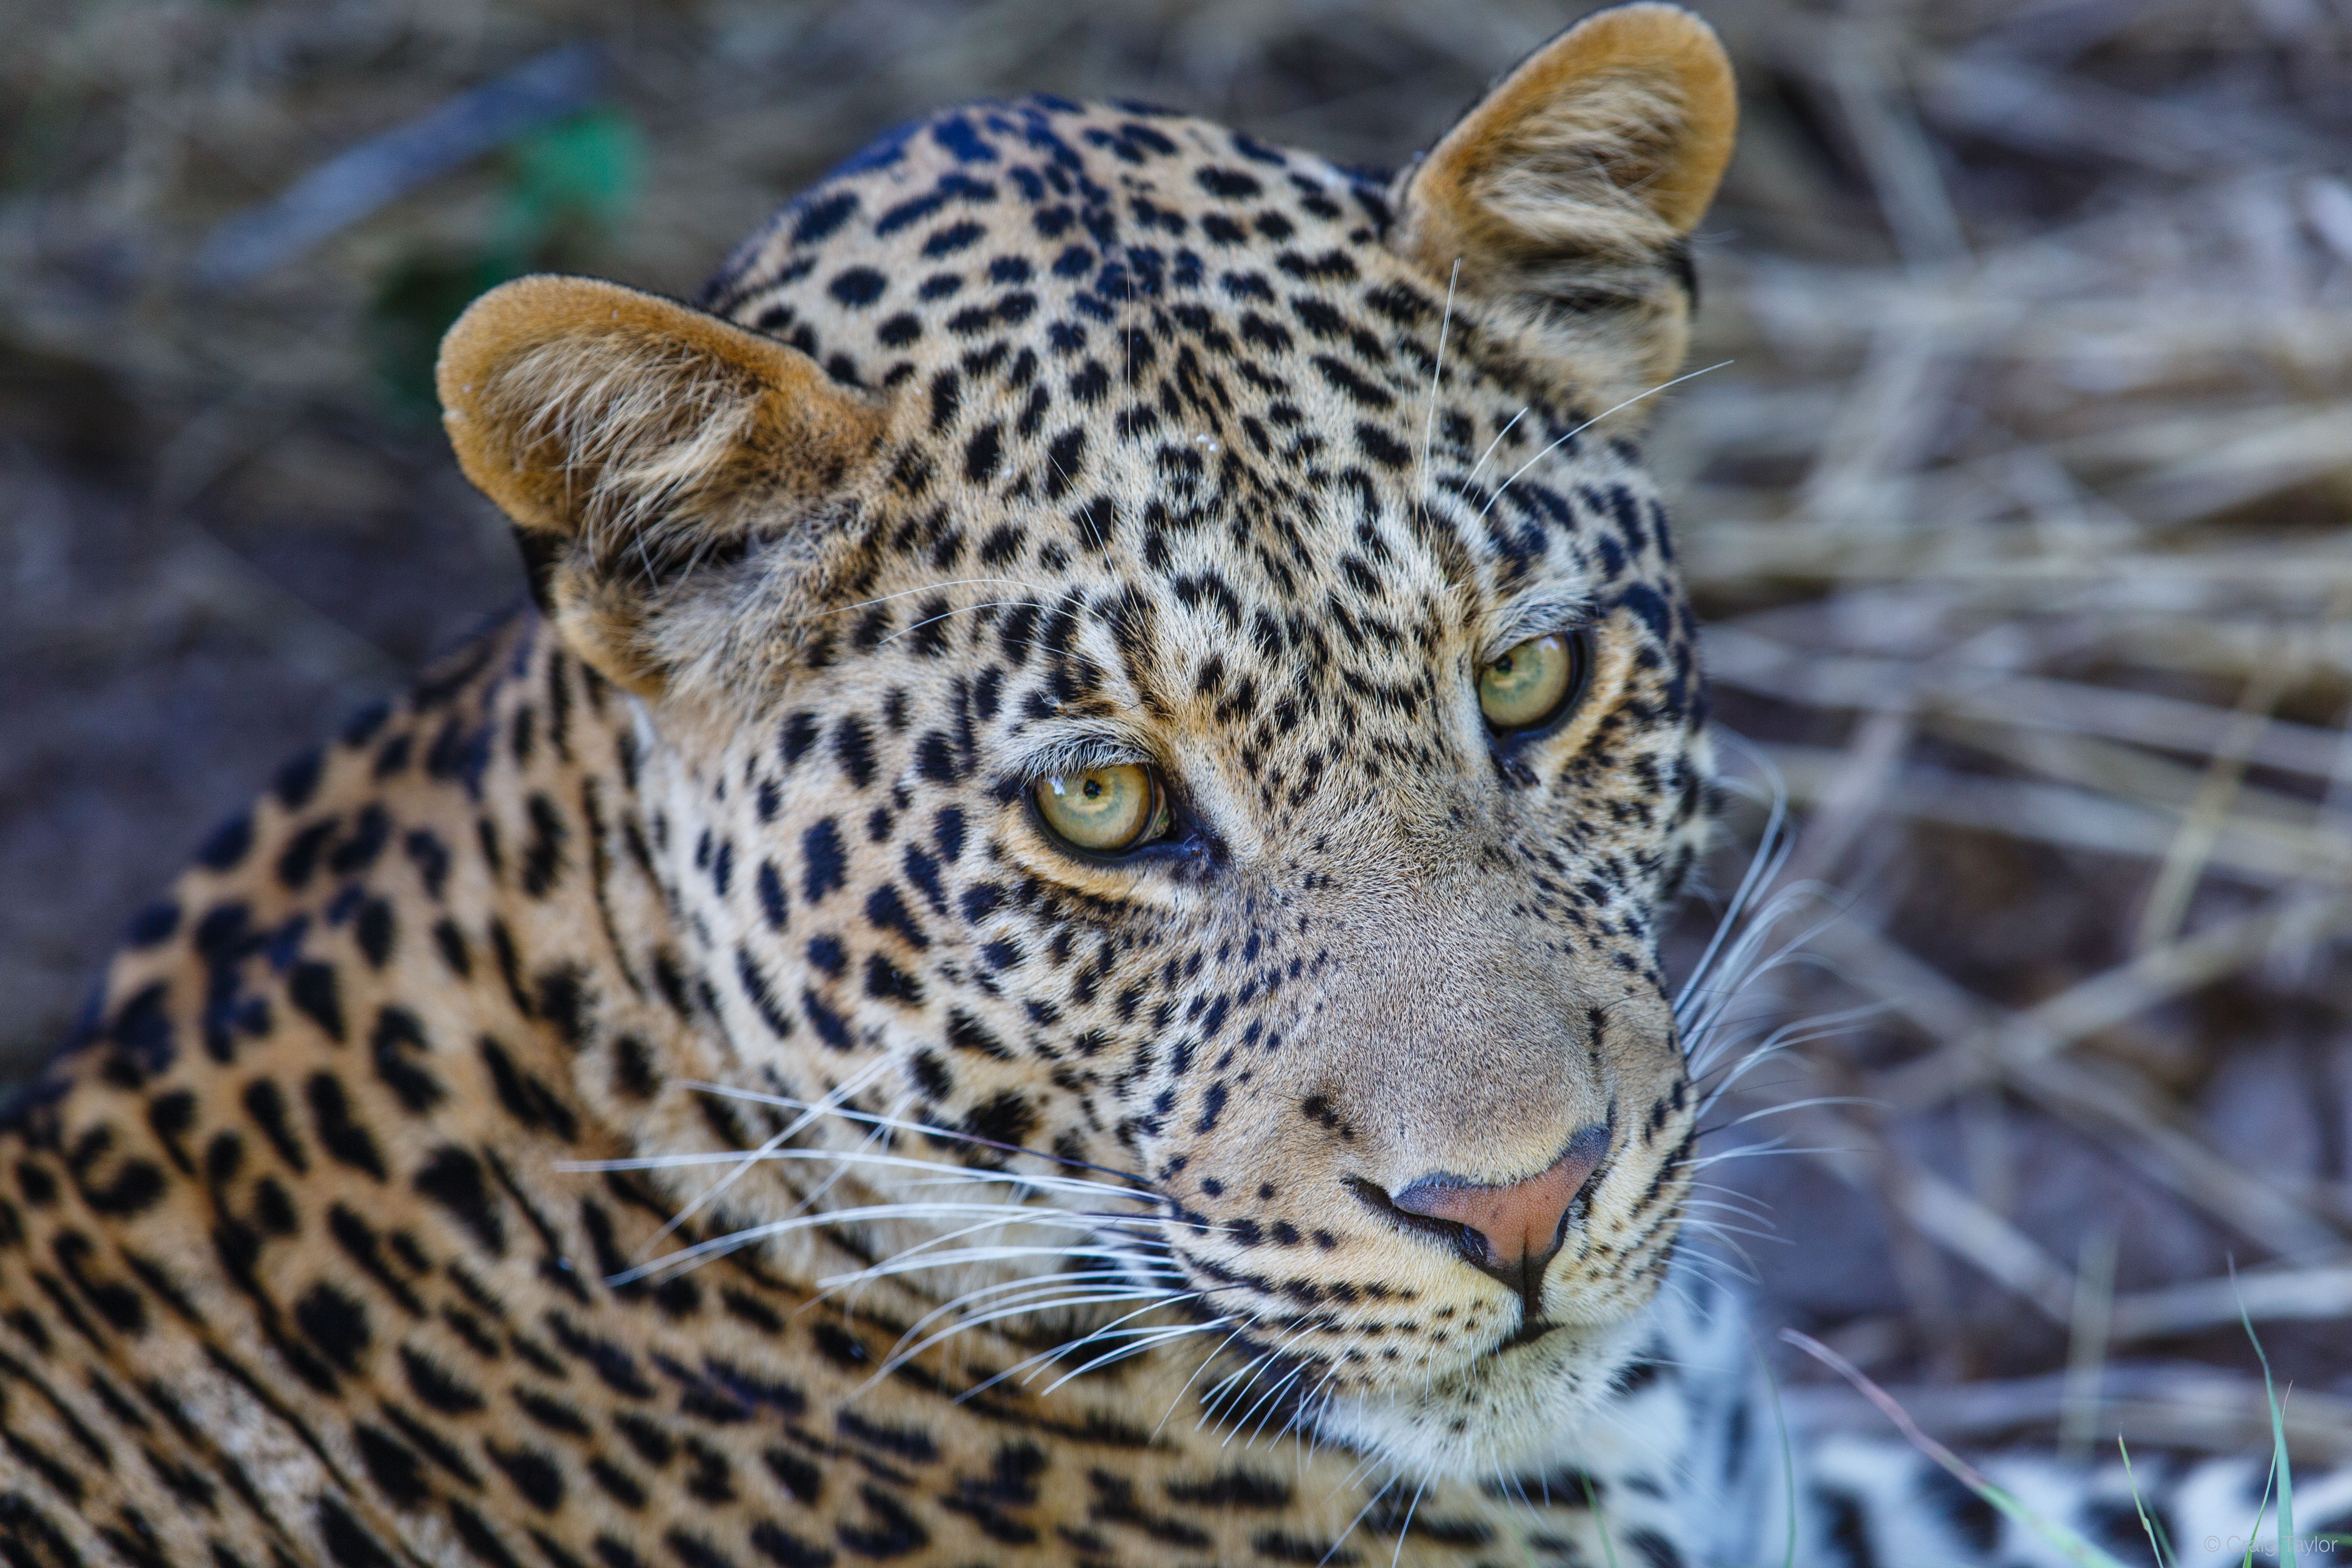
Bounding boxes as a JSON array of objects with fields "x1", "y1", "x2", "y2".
[
  {"x1": 1501, "y1": 1315, "x2": 1566, "y2": 1350},
  {"x1": 1205, "y1": 1310, "x2": 1601, "y2": 1426}
]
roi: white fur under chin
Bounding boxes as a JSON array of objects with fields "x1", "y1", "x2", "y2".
[
  {"x1": 1305, "y1": 1250, "x2": 1764, "y2": 1537},
  {"x1": 1307, "y1": 1312, "x2": 1650, "y2": 1483},
  {"x1": 1305, "y1": 1254, "x2": 1784, "y2": 1568}
]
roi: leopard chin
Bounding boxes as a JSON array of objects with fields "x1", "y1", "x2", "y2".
[{"x1": 1306, "y1": 1310, "x2": 1650, "y2": 1483}]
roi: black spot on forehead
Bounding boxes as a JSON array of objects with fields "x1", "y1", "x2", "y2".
[
  {"x1": 712, "y1": 98, "x2": 1387, "y2": 359},
  {"x1": 696, "y1": 94, "x2": 1693, "y2": 803}
]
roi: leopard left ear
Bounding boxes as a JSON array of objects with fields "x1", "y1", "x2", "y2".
[
  {"x1": 1387, "y1": 2, "x2": 1736, "y2": 409},
  {"x1": 437, "y1": 275, "x2": 888, "y2": 699}
]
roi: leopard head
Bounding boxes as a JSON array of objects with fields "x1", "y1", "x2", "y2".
[{"x1": 438, "y1": 2, "x2": 1735, "y2": 1483}]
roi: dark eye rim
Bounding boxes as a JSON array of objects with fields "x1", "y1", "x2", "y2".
[
  {"x1": 1483, "y1": 627, "x2": 1595, "y2": 741},
  {"x1": 1027, "y1": 763, "x2": 1178, "y2": 864}
]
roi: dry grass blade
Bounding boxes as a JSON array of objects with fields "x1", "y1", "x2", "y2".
[
  {"x1": 1710, "y1": 626, "x2": 2352, "y2": 783},
  {"x1": 1882, "y1": 890, "x2": 2352, "y2": 1107},
  {"x1": 1788, "y1": 1107, "x2": 2079, "y2": 1324},
  {"x1": 1801, "y1": 920, "x2": 2345, "y2": 1256},
  {"x1": 2112, "y1": 1266, "x2": 2352, "y2": 1343},
  {"x1": 2136, "y1": 652, "x2": 2296, "y2": 953}
]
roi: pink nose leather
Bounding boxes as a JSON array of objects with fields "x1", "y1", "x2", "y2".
[{"x1": 1390, "y1": 1125, "x2": 1610, "y2": 1271}]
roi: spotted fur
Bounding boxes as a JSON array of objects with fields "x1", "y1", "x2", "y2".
[{"x1": 6, "y1": 7, "x2": 2345, "y2": 1566}]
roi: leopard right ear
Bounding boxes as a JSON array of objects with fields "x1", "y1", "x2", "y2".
[
  {"x1": 437, "y1": 275, "x2": 888, "y2": 698},
  {"x1": 1387, "y1": 2, "x2": 1736, "y2": 412}
]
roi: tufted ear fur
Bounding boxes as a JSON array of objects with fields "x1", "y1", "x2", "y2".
[
  {"x1": 1388, "y1": 2, "x2": 1736, "y2": 409},
  {"x1": 437, "y1": 275, "x2": 888, "y2": 697}
]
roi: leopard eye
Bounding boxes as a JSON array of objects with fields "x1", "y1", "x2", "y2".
[
  {"x1": 1033, "y1": 764, "x2": 1167, "y2": 855},
  {"x1": 1479, "y1": 632, "x2": 1585, "y2": 732}
]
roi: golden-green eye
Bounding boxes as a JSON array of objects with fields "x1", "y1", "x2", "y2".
[
  {"x1": 1033, "y1": 764, "x2": 1167, "y2": 855},
  {"x1": 1479, "y1": 632, "x2": 1584, "y2": 731}
]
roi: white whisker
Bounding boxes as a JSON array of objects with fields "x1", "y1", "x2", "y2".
[
  {"x1": 1414, "y1": 257, "x2": 1462, "y2": 507},
  {"x1": 563, "y1": 1144, "x2": 1147, "y2": 1207},
  {"x1": 1702, "y1": 1094, "x2": 1880, "y2": 1133},
  {"x1": 869, "y1": 1289, "x2": 1201, "y2": 1394},
  {"x1": 1694, "y1": 1003, "x2": 1886, "y2": 1106},
  {"x1": 1197, "y1": 1346, "x2": 1281, "y2": 1423},
  {"x1": 873, "y1": 1265, "x2": 1163, "y2": 1341},
  {"x1": 808, "y1": 1221, "x2": 1169, "y2": 1313},
  {"x1": 1679, "y1": 1182, "x2": 1777, "y2": 1222},
  {"x1": 1477, "y1": 361, "x2": 1732, "y2": 525},
  {"x1": 609, "y1": 1199, "x2": 1142, "y2": 1287},
  {"x1": 630, "y1": 1056, "x2": 893, "y2": 1261},
  {"x1": 1682, "y1": 941, "x2": 1840, "y2": 1076},
  {"x1": 875, "y1": 594, "x2": 1079, "y2": 650},
  {"x1": 1675, "y1": 1216, "x2": 1786, "y2": 1247},
  {"x1": 1205, "y1": 1321, "x2": 1321, "y2": 1438},
  {"x1": 1466, "y1": 405, "x2": 1529, "y2": 486},
  {"x1": 797, "y1": 577, "x2": 1056, "y2": 624},
  {"x1": 819, "y1": 1247, "x2": 1178, "y2": 1292},
  {"x1": 1029, "y1": 1324, "x2": 1221, "y2": 1391},
  {"x1": 1677, "y1": 1141, "x2": 1843, "y2": 1171},
  {"x1": 1154, "y1": 1327, "x2": 1251, "y2": 1438},
  {"x1": 675, "y1": 1079, "x2": 1160, "y2": 1197},
  {"x1": 1673, "y1": 735, "x2": 1795, "y2": 1025},
  {"x1": 961, "y1": 1302, "x2": 1228, "y2": 1401},
  {"x1": 1680, "y1": 1199, "x2": 1785, "y2": 1235},
  {"x1": 1037, "y1": 1313, "x2": 1233, "y2": 1396},
  {"x1": 1238, "y1": 1362, "x2": 1310, "y2": 1448},
  {"x1": 875, "y1": 1271, "x2": 1169, "y2": 1357},
  {"x1": 1389, "y1": 1476, "x2": 1431, "y2": 1568},
  {"x1": 1680, "y1": 887, "x2": 1845, "y2": 1060},
  {"x1": 1319, "y1": 1477, "x2": 1396, "y2": 1568}
]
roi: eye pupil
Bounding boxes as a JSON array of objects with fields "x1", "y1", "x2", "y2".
[
  {"x1": 1479, "y1": 631, "x2": 1584, "y2": 731},
  {"x1": 1034, "y1": 764, "x2": 1164, "y2": 855}
]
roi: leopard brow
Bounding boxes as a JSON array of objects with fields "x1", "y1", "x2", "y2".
[
  {"x1": 1011, "y1": 723, "x2": 1161, "y2": 782},
  {"x1": 1483, "y1": 588, "x2": 1595, "y2": 663}
]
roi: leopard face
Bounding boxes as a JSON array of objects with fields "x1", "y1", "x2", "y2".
[{"x1": 440, "y1": 2, "x2": 1733, "y2": 1484}]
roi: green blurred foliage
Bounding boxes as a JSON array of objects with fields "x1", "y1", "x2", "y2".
[{"x1": 366, "y1": 107, "x2": 642, "y2": 420}]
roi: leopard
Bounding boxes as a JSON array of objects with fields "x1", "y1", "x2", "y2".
[{"x1": 5, "y1": 5, "x2": 2348, "y2": 1565}]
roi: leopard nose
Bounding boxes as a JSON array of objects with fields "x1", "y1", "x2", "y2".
[{"x1": 1389, "y1": 1123, "x2": 1611, "y2": 1279}]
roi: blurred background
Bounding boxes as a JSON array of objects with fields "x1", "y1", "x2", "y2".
[{"x1": 7, "y1": 0, "x2": 2352, "y2": 1468}]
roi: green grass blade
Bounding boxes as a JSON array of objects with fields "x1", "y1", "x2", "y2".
[
  {"x1": 1782, "y1": 1329, "x2": 2142, "y2": 1568},
  {"x1": 2239, "y1": 1273, "x2": 2294, "y2": 1568},
  {"x1": 2116, "y1": 1438, "x2": 2176, "y2": 1568},
  {"x1": 1764, "y1": 1359, "x2": 1798, "y2": 1568},
  {"x1": 1579, "y1": 1471, "x2": 1623, "y2": 1568},
  {"x1": 2239, "y1": 1457, "x2": 2274, "y2": 1568}
]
